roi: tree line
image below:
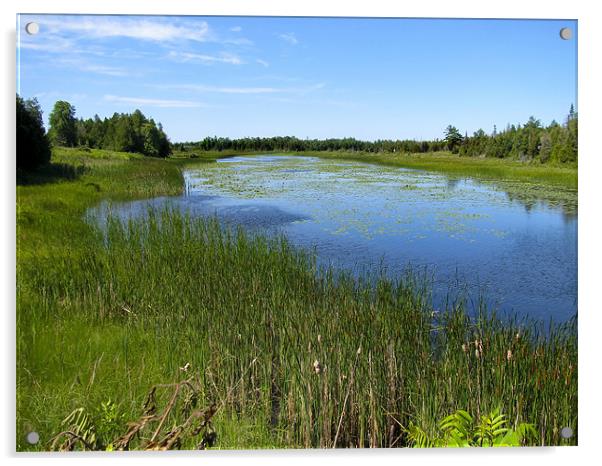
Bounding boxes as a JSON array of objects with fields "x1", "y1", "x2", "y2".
[
  {"x1": 449, "y1": 105, "x2": 577, "y2": 163},
  {"x1": 17, "y1": 96, "x2": 172, "y2": 170},
  {"x1": 179, "y1": 106, "x2": 577, "y2": 164},
  {"x1": 17, "y1": 94, "x2": 577, "y2": 171},
  {"x1": 178, "y1": 136, "x2": 447, "y2": 154},
  {"x1": 50, "y1": 101, "x2": 171, "y2": 157}
]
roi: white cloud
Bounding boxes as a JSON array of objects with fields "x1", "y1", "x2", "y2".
[
  {"x1": 160, "y1": 82, "x2": 325, "y2": 95},
  {"x1": 18, "y1": 35, "x2": 75, "y2": 54},
  {"x1": 256, "y1": 59, "x2": 270, "y2": 68},
  {"x1": 230, "y1": 26, "x2": 242, "y2": 32},
  {"x1": 33, "y1": 91, "x2": 87, "y2": 101},
  {"x1": 55, "y1": 57, "x2": 132, "y2": 77},
  {"x1": 38, "y1": 16, "x2": 212, "y2": 43},
  {"x1": 224, "y1": 37, "x2": 254, "y2": 46},
  {"x1": 165, "y1": 84, "x2": 280, "y2": 94},
  {"x1": 80, "y1": 64, "x2": 131, "y2": 77},
  {"x1": 104, "y1": 95, "x2": 204, "y2": 108},
  {"x1": 167, "y1": 51, "x2": 243, "y2": 65},
  {"x1": 278, "y1": 33, "x2": 298, "y2": 45}
]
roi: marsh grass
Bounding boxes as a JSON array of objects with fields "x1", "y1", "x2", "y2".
[
  {"x1": 295, "y1": 151, "x2": 578, "y2": 189},
  {"x1": 17, "y1": 148, "x2": 577, "y2": 450}
]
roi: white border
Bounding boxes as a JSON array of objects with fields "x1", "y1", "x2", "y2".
[{"x1": 2, "y1": 1, "x2": 600, "y2": 465}]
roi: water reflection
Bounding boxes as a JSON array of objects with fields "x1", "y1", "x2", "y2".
[{"x1": 87, "y1": 155, "x2": 577, "y2": 323}]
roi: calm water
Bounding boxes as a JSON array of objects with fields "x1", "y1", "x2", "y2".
[{"x1": 88, "y1": 155, "x2": 577, "y2": 322}]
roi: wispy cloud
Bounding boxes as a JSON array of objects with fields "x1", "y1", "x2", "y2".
[
  {"x1": 159, "y1": 82, "x2": 325, "y2": 95},
  {"x1": 39, "y1": 16, "x2": 212, "y2": 43},
  {"x1": 256, "y1": 59, "x2": 270, "y2": 68},
  {"x1": 18, "y1": 36, "x2": 75, "y2": 54},
  {"x1": 21, "y1": 16, "x2": 253, "y2": 51},
  {"x1": 19, "y1": 15, "x2": 254, "y2": 80},
  {"x1": 104, "y1": 94, "x2": 204, "y2": 108},
  {"x1": 278, "y1": 33, "x2": 299, "y2": 45},
  {"x1": 224, "y1": 37, "x2": 254, "y2": 46},
  {"x1": 179, "y1": 85, "x2": 281, "y2": 94},
  {"x1": 55, "y1": 57, "x2": 132, "y2": 77},
  {"x1": 79, "y1": 63, "x2": 131, "y2": 77},
  {"x1": 167, "y1": 51, "x2": 243, "y2": 65},
  {"x1": 33, "y1": 91, "x2": 88, "y2": 101}
]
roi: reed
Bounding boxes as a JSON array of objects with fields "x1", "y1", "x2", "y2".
[
  {"x1": 18, "y1": 209, "x2": 577, "y2": 449},
  {"x1": 16, "y1": 148, "x2": 577, "y2": 450}
]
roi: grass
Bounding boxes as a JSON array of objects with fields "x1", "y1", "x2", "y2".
[
  {"x1": 16, "y1": 147, "x2": 577, "y2": 450},
  {"x1": 175, "y1": 149, "x2": 577, "y2": 189},
  {"x1": 295, "y1": 151, "x2": 577, "y2": 189}
]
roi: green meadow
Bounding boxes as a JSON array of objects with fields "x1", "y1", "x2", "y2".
[{"x1": 16, "y1": 148, "x2": 577, "y2": 450}]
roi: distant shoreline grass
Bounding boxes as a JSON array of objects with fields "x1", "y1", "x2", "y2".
[
  {"x1": 17, "y1": 147, "x2": 577, "y2": 450},
  {"x1": 174, "y1": 148, "x2": 577, "y2": 189},
  {"x1": 298, "y1": 150, "x2": 578, "y2": 189}
]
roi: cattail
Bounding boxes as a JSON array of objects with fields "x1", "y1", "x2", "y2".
[
  {"x1": 317, "y1": 334, "x2": 322, "y2": 344},
  {"x1": 515, "y1": 332, "x2": 520, "y2": 341},
  {"x1": 313, "y1": 359, "x2": 322, "y2": 374},
  {"x1": 180, "y1": 362, "x2": 191, "y2": 373},
  {"x1": 507, "y1": 350, "x2": 513, "y2": 361},
  {"x1": 474, "y1": 339, "x2": 483, "y2": 357},
  {"x1": 462, "y1": 343, "x2": 468, "y2": 353}
]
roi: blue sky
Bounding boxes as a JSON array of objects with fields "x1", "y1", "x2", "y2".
[{"x1": 17, "y1": 15, "x2": 577, "y2": 142}]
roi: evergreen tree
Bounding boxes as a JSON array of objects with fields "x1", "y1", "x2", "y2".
[
  {"x1": 444, "y1": 125, "x2": 463, "y2": 153},
  {"x1": 156, "y1": 122, "x2": 171, "y2": 158},
  {"x1": 16, "y1": 95, "x2": 51, "y2": 170}
]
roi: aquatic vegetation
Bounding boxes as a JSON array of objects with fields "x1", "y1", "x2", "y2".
[
  {"x1": 20, "y1": 207, "x2": 576, "y2": 448},
  {"x1": 17, "y1": 148, "x2": 577, "y2": 450},
  {"x1": 177, "y1": 155, "x2": 576, "y2": 320},
  {"x1": 404, "y1": 409, "x2": 539, "y2": 448}
]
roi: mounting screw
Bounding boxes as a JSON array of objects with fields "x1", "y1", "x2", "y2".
[{"x1": 559, "y1": 27, "x2": 572, "y2": 40}]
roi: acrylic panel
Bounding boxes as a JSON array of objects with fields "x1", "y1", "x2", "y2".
[{"x1": 16, "y1": 15, "x2": 577, "y2": 451}]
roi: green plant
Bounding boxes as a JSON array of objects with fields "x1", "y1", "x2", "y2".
[
  {"x1": 48, "y1": 378, "x2": 217, "y2": 451},
  {"x1": 96, "y1": 400, "x2": 124, "y2": 446},
  {"x1": 50, "y1": 407, "x2": 99, "y2": 451},
  {"x1": 405, "y1": 409, "x2": 538, "y2": 448},
  {"x1": 16, "y1": 148, "x2": 577, "y2": 450}
]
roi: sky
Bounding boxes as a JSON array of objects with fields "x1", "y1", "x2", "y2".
[{"x1": 17, "y1": 15, "x2": 577, "y2": 142}]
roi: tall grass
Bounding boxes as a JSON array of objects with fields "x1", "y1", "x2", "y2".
[{"x1": 18, "y1": 206, "x2": 577, "y2": 449}]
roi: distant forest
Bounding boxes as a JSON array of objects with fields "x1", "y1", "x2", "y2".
[
  {"x1": 18, "y1": 95, "x2": 578, "y2": 169},
  {"x1": 17, "y1": 96, "x2": 172, "y2": 169},
  {"x1": 179, "y1": 106, "x2": 577, "y2": 164},
  {"x1": 39, "y1": 99, "x2": 171, "y2": 158}
]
